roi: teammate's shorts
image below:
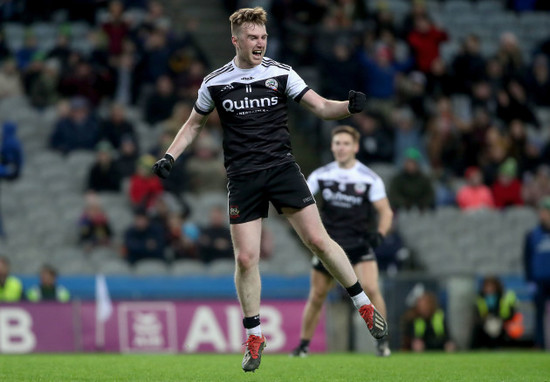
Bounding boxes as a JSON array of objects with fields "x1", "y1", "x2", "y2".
[
  {"x1": 312, "y1": 243, "x2": 376, "y2": 275},
  {"x1": 227, "y1": 162, "x2": 315, "y2": 224}
]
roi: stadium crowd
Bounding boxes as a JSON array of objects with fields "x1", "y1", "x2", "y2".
[{"x1": 0, "y1": 0, "x2": 549, "y2": 349}]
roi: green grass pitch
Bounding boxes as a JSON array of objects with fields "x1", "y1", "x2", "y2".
[{"x1": 0, "y1": 352, "x2": 549, "y2": 381}]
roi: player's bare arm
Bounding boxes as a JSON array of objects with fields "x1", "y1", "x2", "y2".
[
  {"x1": 299, "y1": 89, "x2": 366, "y2": 120},
  {"x1": 152, "y1": 109, "x2": 209, "y2": 179},
  {"x1": 166, "y1": 109, "x2": 209, "y2": 159},
  {"x1": 373, "y1": 197, "x2": 393, "y2": 237}
]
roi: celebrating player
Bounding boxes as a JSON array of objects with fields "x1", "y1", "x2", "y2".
[
  {"x1": 291, "y1": 125, "x2": 393, "y2": 358},
  {"x1": 152, "y1": 7, "x2": 388, "y2": 372}
]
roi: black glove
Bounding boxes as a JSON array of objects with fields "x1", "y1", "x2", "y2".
[
  {"x1": 152, "y1": 154, "x2": 174, "y2": 179},
  {"x1": 369, "y1": 232, "x2": 385, "y2": 249},
  {"x1": 348, "y1": 90, "x2": 367, "y2": 114}
]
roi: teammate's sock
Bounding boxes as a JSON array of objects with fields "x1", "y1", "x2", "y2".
[
  {"x1": 346, "y1": 281, "x2": 371, "y2": 309},
  {"x1": 243, "y1": 315, "x2": 262, "y2": 337},
  {"x1": 299, "y1": 339, "x2": 310, "y2": 349}
]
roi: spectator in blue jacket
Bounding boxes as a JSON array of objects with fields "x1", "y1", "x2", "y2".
[
  {"x1": 0, "y1": 121, "x2": 23, "y2": 237},
  {"x1": 524, "y1": 196, "x2": 550, "y2": 349},
  {"x1": 0, "y1": 121, "x2": 23, "y2": 181},
  {"x1": 50, "y1": 97, "x2": 100, "y2": 154}
]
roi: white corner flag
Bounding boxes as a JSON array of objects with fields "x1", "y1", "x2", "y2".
[
  {"x1": 96, "y1": 274, "x2": 113, "y2": 322},
  {"x1": 95, "y1": 274, "x2": 113, "y2": 349}
]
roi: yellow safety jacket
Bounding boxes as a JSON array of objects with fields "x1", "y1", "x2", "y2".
[
  {"x1": 414, "y1": 309, "x2": 446, "y2": 338},
  {"x1": 476, "y1": 291, "x2": 516, "y2": 320},
  {"x1": 0, "y1": 276, "x2": 23, "y2": 301}
]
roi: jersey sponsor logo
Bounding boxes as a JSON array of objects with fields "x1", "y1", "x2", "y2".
[
  {"x1": 322, "y1": 188, "x2": 363, "y2": 206},
  {"x1": 265, "y1": 78, "x2": 278, "y2": 91},
  {"x1": 241, "y1": 76, "x2": 254, "y2": 80},
  {"x1": 302, "y1": 195, "x2": 313, "y2": 203},
  {"x1": 229, "y1": 205, "x2": 240, "y2": 218},
  {"x1": 221, "y1": 96, "x2": 279, "y2": 113}
]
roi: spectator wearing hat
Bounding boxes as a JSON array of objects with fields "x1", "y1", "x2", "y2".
[
  {"x1": 0, "y1": 257, "x2": 22, "y2": 302},
  {"x1": 456, "y1": 167, "x2": 495, "y2": 211},
  {"x1": 26, "y1": 264, "x2": 70, "y2": 302},
  {"x1": 388, "y1": 148, "x2": 434, "y2": 211},
  {"x1": 129, "y1": 154, "x2": 164, "y2": 209},
  {"x1": 523, "y1": 196, "x2": 550, "y2": 348},
  {"x1": 87, "y1": 141, "x2": 122, "y2": 192},
  {"x1": 491, "y1": 158, "x2": 523, "y2": 208}
]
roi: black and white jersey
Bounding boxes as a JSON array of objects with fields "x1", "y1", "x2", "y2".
[
  {"x1": 307, "y1": 161, "x2": 387, "y2": 248},
  {"x1": 194, "y1": 57, "x2": 310, "y2": 176}
]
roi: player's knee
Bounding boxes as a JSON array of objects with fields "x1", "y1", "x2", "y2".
[
  {"x1": 310, "y1": 289, "x2": 329, "y2": 306},
  {"x1": 303, "y1": 234, "x2": 329, "y2": 255},
  {"x1": 235, "y1": 251, "x2": 258, "y2": 271}
]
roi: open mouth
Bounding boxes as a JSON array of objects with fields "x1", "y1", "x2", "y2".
[{"x1": 252, "y1": 50, "x2": 262, "y2": 59}]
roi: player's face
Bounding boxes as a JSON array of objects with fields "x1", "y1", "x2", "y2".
[
  {"x1": 331, "y1": 133, "x2": 358, "y2": 166},
  {"x1": 233, "y1": 23, "x2": 267, "y2": 69}
]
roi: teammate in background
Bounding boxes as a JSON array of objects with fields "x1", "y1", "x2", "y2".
[
  {"x1": 152, "y1": 7, "x2": 388, "y2": 372},
  {"x1": 291, "y1": 126, "x2": 393, "y2": 358}
]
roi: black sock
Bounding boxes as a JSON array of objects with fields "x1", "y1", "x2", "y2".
[
  {"x1": 243, "y1": 315, "x2": 261, "y2": 329},
  {"x1": 345, "y1": 281, "x2": 363, "y2": 297},
  {"x1": 300, "y1": 339, "x2": 310, "y2": 349}
]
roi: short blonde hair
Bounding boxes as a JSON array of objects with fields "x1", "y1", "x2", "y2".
[
  {"x1": 332, "y1": 125, "x2": 360, "y2": 143},
  {"x1": 229, "y1": 7, "x2": 267, "y2": 37}
]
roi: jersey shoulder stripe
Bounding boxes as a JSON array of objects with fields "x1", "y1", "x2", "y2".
[
  {"x1": 356, "y1": 162, "x2": 380, "y2": 180},
  {"x1": 261, "y1": 57, "x2": 291, "y2": 71},
  {"x1": 315, "y1": 162, "x2": 338, "y2": 175},
  {"x1": 204, "y1": 62, "x2": 234, "y2": 84}
]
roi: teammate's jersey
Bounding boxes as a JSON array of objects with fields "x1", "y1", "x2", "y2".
[
  {"x1": 307, "y1": 161, "x2": 387, "y2": 248},
  {"x1": 194, "y1": 57, "x2": 310, "y2": 176}
]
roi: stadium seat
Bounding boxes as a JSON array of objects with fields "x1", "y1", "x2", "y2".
[
  {"x1": 98, "y1": 259, "x2": 133, "y2": 275},
  {"x1": 134, "y1": 259, "x2": 169, "y2": 276},
  {"x1": 207, "y1": 259, "x2": 235, "y2": 275},
  {"x1": 171, "y1": 259, "x2": 207, "y2": 276},
  {"x1": 442, "y1": 0, "x2": 472, "y2": 14},
  {"x1": 475, "y1": 0, "x2": 504, "y2": 12}
]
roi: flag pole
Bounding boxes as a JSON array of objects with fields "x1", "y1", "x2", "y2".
[{"x1": 95, "y1": 274, "x2": 113, "y2": 351}]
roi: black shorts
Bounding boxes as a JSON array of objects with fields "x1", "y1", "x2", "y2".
[
  {"x1": 227, "y1": 162, "x2": 315, "y2": 224},
  {"x1": 312, "y1": 243, "x2": 376, "y2": 275}
]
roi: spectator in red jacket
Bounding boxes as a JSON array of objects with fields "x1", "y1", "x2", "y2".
[
  {"x1": 492, "y1": 158, "x2": 523, "y2": 208},
  {"x1": 456, "y1": 166, "x2": 495, "y2": 210},
  {"x1": 407, "y1": 15, "x2": 448, "y2": 73},
  {"x1": 129, "y1": 154, "x2": 164, "y2": 209}
]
